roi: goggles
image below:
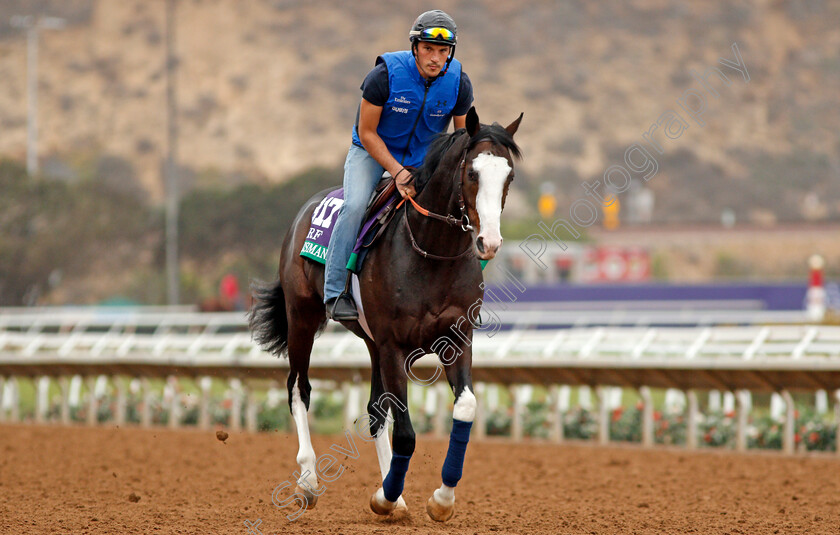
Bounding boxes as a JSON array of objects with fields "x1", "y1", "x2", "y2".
[{"x1": 412, "y1": 27, "x2": 456, "y2": 44}]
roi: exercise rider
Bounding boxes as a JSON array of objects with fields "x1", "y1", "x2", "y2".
[{"x1": 323, "y1": 9, "x2": 474, "y2": 320}]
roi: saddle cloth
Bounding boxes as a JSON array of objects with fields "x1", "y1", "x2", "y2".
[{"x1": 299, "y1": 179, "x2": 399, "y2": 272}]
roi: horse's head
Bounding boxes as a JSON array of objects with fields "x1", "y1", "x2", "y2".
[{"x1": 461, "y1": 107, "x2": 522, "y2": 261}]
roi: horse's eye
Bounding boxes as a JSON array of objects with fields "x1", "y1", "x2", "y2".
[{"x1": 468, "y1": 170, "x2": 479, "y2": 182}]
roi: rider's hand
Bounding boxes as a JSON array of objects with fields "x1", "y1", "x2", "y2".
[{"x1": 395, "y1": 168, "x2": 416, "y2": 198}]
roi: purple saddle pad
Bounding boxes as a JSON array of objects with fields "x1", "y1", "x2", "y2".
[
  {"x1": 299, "y1": 189, "x2": 344, "y2": 264},
  {"x1": 299, "y1": 188, "x2": 396, "y2": 270}
]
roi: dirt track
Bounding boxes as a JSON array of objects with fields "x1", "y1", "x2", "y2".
[{"x1": 1, "y1": 424, "x2": 839, "y2": 534}]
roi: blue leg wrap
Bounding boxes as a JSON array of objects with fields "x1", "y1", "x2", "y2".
[
  {"x1": 441, "y1": 419, "x2": 472, "y2": 488},
  {"x1": 382, "y1": 453, "x2": 411, "y2": 502}
]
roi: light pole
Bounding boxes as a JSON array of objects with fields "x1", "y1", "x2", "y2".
[
  {"x1": 10, "y1": 15, "x2": 65, "y2": 176},
  {"x1": 164, "y1": 0, "x2": 180, "y2": 305}
]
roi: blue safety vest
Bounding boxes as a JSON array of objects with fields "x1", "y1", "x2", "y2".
[{"x1": 352, "y1": 51, "x2": 462, "y2": 168}]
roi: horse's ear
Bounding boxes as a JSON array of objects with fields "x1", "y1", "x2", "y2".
[
  {"x1": 505, "y1": 112, "x2": 524, "y2": 136},
  {"x1": 466, "y1": 106, "x2": 480, "y2": 137}
]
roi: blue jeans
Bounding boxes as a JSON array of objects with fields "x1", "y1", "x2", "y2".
[{"x1": 324, "y1": 144, "x2": 384, "y2": 302}]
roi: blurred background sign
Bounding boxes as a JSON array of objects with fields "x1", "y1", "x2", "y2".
[
  {"x1": 538, "y1": 181, "x2": 557, "y2": 220},
  {"x1": 602, "y1": 196, "x2": 620, "y2": 230}
]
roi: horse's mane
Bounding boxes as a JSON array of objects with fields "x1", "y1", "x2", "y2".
[{"x1": 414, "y1": 124, "x2": 522, "y2": 192}]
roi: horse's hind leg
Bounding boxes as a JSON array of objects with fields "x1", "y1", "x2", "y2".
[
  {"x1": 286, "y1": 305, "x2": 326, "y2": 509},
  {"x1": 363, "y1": 339, "x2": 407, "y2": 514},
  {"x1": 427, "y1": 350, "x2": 477, "y2": 522}
]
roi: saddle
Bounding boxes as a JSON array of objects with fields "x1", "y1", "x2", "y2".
[{"x1": 357, "y1": 171, "x2": 404, "y2": 251}]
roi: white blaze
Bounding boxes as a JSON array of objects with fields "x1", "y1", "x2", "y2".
[{"x1": 471, "y1": 152, "x2": 510, "y2": 255}]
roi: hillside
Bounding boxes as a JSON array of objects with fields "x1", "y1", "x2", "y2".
[{"x1": 1, "y1": 0, "x2": 839, "y2": 224}]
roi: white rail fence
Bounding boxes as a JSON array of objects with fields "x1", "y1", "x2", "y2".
[{"x1": 0, "y1": 309, "x2": 838, "y2": 455}]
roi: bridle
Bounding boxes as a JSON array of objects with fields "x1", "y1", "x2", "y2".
[
  {"x1": 400, "y1": 133, "x2": 513, "y2": 261},
  {"x1": 398, "y1": 143, "x2": 478, "y2": 261}
]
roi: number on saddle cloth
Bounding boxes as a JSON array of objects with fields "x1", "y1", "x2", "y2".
[{"x1": 299, "y1": 175, "x2": 401, "y2": 271}]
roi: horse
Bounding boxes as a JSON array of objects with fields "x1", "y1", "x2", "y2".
[{"x1": 249, "y1": 106, "x2": 522, "y2": 522}]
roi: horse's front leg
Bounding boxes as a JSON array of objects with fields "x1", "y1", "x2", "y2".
[
  {"x1": 427, "y1": 350, "x2": 476, "y2": 522},
  {"x1": 369, "y1": 348, "x2": 414, "y2": 515},
  {"x1": 363, "y1": 340, "x2": 408, "y2": 514}
]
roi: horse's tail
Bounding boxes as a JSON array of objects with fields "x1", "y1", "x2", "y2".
[{"x1": 248, "y1": 279, "x2": 289, "y2": 358}]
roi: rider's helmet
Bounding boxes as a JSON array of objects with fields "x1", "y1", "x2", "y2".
[{"x1": 408, "y1": 10, "x2": 457, "y2": 76}]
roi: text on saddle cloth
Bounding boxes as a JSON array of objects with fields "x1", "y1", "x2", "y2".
[{"x1": 299, "y1": 187, "x2": 400, "y2": 272}]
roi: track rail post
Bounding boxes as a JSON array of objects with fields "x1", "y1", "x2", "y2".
[
  {"x1": 114, "y1": 376, "x2": 127, "y2": 426},
  {"x1": 245, "y1": 382, "x2": 258, "y2": 433},
  {"x1": 141, "y1": 378, "x2": 153, "y2": 428},
  {"x1": 549, "y1": 385, "x2": 563, "y2": 443},
  {"x1": 510, "y1": 384, "x2": 525, "y2": 442},
  {"x1": 35, "y1": 376, "x2": 48, "y2": 423},
  {"x1": 58, "y1": 376, "x2": 70, "y2": 424},
  {"x1": 229, "y1": 378, "x2": 242, "y2": 432},
  {"x1": 782, "y1": 390, "x2": 795, "y2": 454},
  {"x1": 85, "y1": 375, "x2": 98, "y2": 426},
  {"x1": 686, "y1": 390, "x2": 699, "y2": 450},
  {"x1": 8, "y1": 377, "x2": 19, "y2": 422},
  {"x1": 834, "y1": 390, "x2": 840, "y2": 456},
  {"x1": 475, "y1": 382, "x2": 487, "y2": 440},
  {"x1": 597, "y1": 386, "x2": 609, "y2": 445},
  {"x1": 735, "y1": 390, "x2": 749, "y2": 452},
  {"x1": 433, "y1": 381, "x2": 448, "y2": 438},
  {"x1": 198, "y1": 377, "x2": 211, "y2": 430},
  {"x1": 167, "y1": 376, "x2": 181, "y2": 429},
  {"x1": 640, "y1": 386, "x2": 654, "y2": 448}
]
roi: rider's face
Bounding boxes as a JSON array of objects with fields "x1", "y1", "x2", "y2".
[{"x1": 414, "y1": 42, "x2": 452, "y2": 79}]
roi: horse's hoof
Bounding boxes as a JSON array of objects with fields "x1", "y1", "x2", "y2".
[
  {"x1": 426, "y1": 494, "x2": 455, "y2": 522},
  {"x1": 294, "y1": 485, "x2": 318, "y2": 509},
  {"x1": 369, "y1": 488, "x2": 397, "y2": 515},
  {"x1": 395, "y1": 495, "x2": 408, "y2": 512}
]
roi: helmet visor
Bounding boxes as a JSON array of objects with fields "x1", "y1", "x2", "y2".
[{"x1": 411, "y1": 27, "x2": 456, "y2": 44}]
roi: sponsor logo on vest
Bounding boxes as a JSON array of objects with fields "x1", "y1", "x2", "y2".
[
  {"x1": 391, "y1": 106, "x2": 409, "y2": 114},
  {"x1": 395, "y1": 96, "x2": 411, "y2": 104}
]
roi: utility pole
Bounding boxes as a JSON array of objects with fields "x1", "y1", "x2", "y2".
[
  {"x1": 164, "y1": 0, "x2": 180, "y2": 305},
  {"x1": 10, "y1": 15, "x2": 65, "y2": 176}
]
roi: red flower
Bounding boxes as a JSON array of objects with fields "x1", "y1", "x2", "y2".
[
  {"x1": 724, "y1": 410, "x2": 735, "y2": 418},
  {"x1": 704, "y1": 432, "x2": 712, "y2": 443},
  {"x1": 794, "y1": 433, "x2": 801, "y2": 444},
  {"x1": 653, "y1": 411, "x2": 662, "y2": 422},
  {"x1": 809, "y1": 432, "x2": 820, "y2": 444},
  {"x1": 794, "y1": 410, "x2": 800, "y2": 419},
  {"x1": 611, "y1": 408, "x2": 623, "y2": 422},
  {"x1": 661, "y1": 420, "x2": 670, "y2": 430},
  {"x1": 635, "y1": 401, "x2": 644, "y2": 410}
]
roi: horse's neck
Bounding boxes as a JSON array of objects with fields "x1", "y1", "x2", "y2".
[{"x1": 415, "y1": 164, "x2": 460, "y2": 216}]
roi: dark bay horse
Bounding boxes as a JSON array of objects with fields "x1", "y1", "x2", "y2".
[{"x1": 249, "y1": 107, "x2": 522, "y2": 521}]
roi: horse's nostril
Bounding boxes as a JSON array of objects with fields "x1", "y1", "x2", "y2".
[{"x1": 476, "y1": 237, "x2": 485, "y2": 254}]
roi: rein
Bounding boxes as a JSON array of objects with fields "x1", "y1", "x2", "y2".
[{"x1": 397, "y1": 147, "x2": 475, "y2": 261}]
